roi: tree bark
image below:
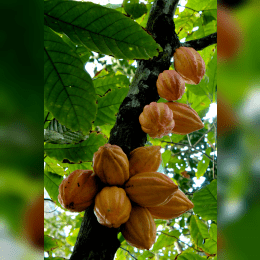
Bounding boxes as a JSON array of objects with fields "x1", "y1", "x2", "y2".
[{"x1": 70, "y1": 0, "x2": 217, "y2": 259}]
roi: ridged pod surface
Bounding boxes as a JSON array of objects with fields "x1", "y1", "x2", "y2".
[
  {"x1": 156, "y1": 70, "x2": 185, "y2": 101},
  {"x1": 93, "y1": 144, "x2": 129, "y2": 186},
  {"x1": 174, "y1": 47, "x2": 205, "y2": 85},
  {"x1": 147, "y1": 189, "x2": 194, "y2": 219},
  {"x1": 129, "y1": 146, "x2": 162, "y2": 178},
  {"x1": 94, "y1": 186, "x2": 132, "y2": 228},
  {"x1": 139, "y1": 102, "x2": 175, "y2": 138},
  {"x1": 124, "y1": 172, "x2": 178, "y2": 207},
  {"x1": 121, "y1": 205, "x2": 156, "y2": 250},
  {"x1": 58, "y1": 170, "x2": 99, "y2": 212},
  {"x1": 165, "y1": 102, "x2": 204, "y2": 135}
]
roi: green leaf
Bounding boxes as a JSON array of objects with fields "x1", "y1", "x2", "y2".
[
  {"x1": 196, "y1": 147, "x2": 211, "y2": 179},
  {"x1": 44, "y1": 171, "x2": 63, "y2": 207},
  {"x1": 44, "y1": 157, "x2": 65, "y2": 176},
  {"x1": 177, "y1": 252, "x2": 207, "y2": 260},
  {"x1": 66, "y1": 228, "x2": 79, "y2": 246},
  {"x1": 192, "y1": 180, "x2": 217, "y2": 221},
  {"x1": 44, "y1": 235, "x2": 60, "y2": 252},
  {"x1": 206, "y1": 51, "x2": 217, "y2": 101},
  {"x1": 44, "y1": 132, "x2": 107, "y2": 163},
  {"x1": 123, "y1": 0, "x2": 148, "y2": 19},
  {"x1": 61, "y1": 162, "x2": 93, "y2": 174},
  {"x1": 94, "y1": 88, "x2": 129, "y2": 126},
  {"x1": 161, "y1": 150, "x2": 172, "y2": 168},
  {"x1": 153, "y1": 230, "x2": 180, "y2": 251},
  {"x1": 44, "y1": 26, "x2": 97, "y2": 134},
  {"x1": 201, "y1": 238, "x2": 217, "y2": 255},
  {"x1": 93, "y1": 73, "x2": 130, "y2": 96},
  {"x1": 44, "y1": 1, "x2": 162, "y2": 60},
  {"x1": 190, "y1": 215, "x2": 209, "y2": 247}
]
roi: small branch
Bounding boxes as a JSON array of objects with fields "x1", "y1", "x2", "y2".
[
  {"x1": 159, "y1": 231, "x2": 201, "y2": 252},
  {"x1": 44, "y1": 112, "x2": 50, "y2": 124},
  {"x1": 182, "y1": 32, "x2": 217, "y2": 51},
  {"x1": 187, "y1": 134, "x2": 192, "y2": 147},
  {"x1": 177, "y1": 5, "x2": 200, "y2": 13},
  {"x1": 119, "y1": 247, "x2": 138, "y2": 260},
  {"x1": 193, "y1": 124, "x2": 215, "y2": 148}
]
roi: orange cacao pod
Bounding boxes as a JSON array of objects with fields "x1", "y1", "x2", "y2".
[
  {"x1": 121, "y1": 205, "x2": 156, "y2": 250},
  {"x1": 139, "y1": 102, "x2": 175, "y2": 138},
  {"x1": 147, "y1": 189, "x2": 194, "y2": 220},
  {"x1": 156, "y1": 70, "x2": 185, "y2": 101},
  {"x1": 129, "y1": 146, "x2": 162, "y2": 178},
  {"x1": 124, "y1": 172, "x2": 178, "y2": 207},
  {"x1": 165, "y1": 102, "x2": 204, "y2": 135},
  {"x1": 94, "y1": 186, "x2": 132, "y2": 228},
  {"x1": 174, "y1": 47, "x2": 205, "y2": 85},
  {"x1": 58, "y1": 170, "x2": 99, "y2": 212},
  {"x1": 93, "y1": 144, "x2": 129, "y2": 186}
]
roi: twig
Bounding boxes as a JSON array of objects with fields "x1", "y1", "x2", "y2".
[
  {"x1": 119, "y1": 247, "x2": 138, "y2": 260},
  {"x1": 159, "y1": 231, "x2": 201, "y2": 252},
  {"x1": 193, "y1": 124, "x2": 215, "y2": 148},
  {"x1": 187, "y1": 134, "x2": 192, "y2": 147}
]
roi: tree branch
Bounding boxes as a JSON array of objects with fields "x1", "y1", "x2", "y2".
[{"x1": 182, "y1": 32, "x2": 217, "y2": 51}]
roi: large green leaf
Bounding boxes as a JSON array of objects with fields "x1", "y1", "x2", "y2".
[
  {"x1": 190, "y1": 215, "x2": 209, "y2": 247},
  {"x1": 44, "y1": 132, "x2": 107, "y2": 163},
  {"x1": 44, "y1": 1, "x2": 162, "y2": 60},
  {"x1": 153, "y1": 230, "x2": 180, "y2": 251},
  {"x1": 94, "y1": 88, "x2": 129, "y2": 126},
  {"x1": 192, "y1": 180, "x2": 217, "y2": 221},
  {"x1": 44, "y1": 26, "x2": 97, "y2": 134},
  {"x1": 93, "y1": 73, "x2": 130, "y2": 96}
]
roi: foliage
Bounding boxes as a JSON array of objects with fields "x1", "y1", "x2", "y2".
[{"x1": 44, "y1": 0, "x2": 217, "y2": 259}]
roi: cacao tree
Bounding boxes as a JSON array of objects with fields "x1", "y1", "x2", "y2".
[{"x1": 44, "y1": 0, "x2": 217, "y2": 259}]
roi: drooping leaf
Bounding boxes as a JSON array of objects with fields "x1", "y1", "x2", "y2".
[
  {"x1": 45, "y1": 119, "x2": 87, "y2": 144},
  {"x1": 66, "y1": 228, "x2": 80, "y2": 246},
  {"x1": 94, "y1": 88, "x2": 129, "y2": 126},
  {"x1": 44, "y1": 171, "x2": 63, "y2": 207},
  {"x1": 153, "y1": 230, "x2": 180, "y2": 251},
  {"x1": 161, "y1": 150, "x2": 172, "y2": 168},
  {"x1": 44, "y1": 132, "x2": 107, "y2": 163},
  {"x1": 44, "y1": 26, "x2": 97, "y2": 134},
  {"x1": 123, "y1": 0, "x2": 148, "y2": 19},
  {"x1": 44, "y1": 1, "x2": 162, "y2": 60},
  {"x1": 196, "y1": 147, "x2": 211, "y2": 179},
  {"x1": 192, "y1": 180, "x2": 217, "y2": 221},
  {"x1": 190, "y1": 215, "x2": 209, "y2": 247}
]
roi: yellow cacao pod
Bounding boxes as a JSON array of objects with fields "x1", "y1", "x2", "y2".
[
  {"x1": 93, "y1": 144, "x2": 129, "y2": 186},
  {"x1": 94, "y1": 186, "x2": 132, "y2": 228},
  {"x1": 147, "y1": 189, "x2": 194, "y2": 219},
  {"x1": 174, "y1": 47, "x2": 205, "y2": 85},
  {"x1": 58, "y1": 170, "x2": 99, "y2": 212},
  {"x1": 121, "y1": 205, "x2": 156, "y2": 250},
  {"x1": 156, "y1": 70, "x2": 185, "y2": 101},
  {"x1": 129, "y1": 146, "x2": 162, "y2": 178},
  {"x1": 165, "y1": 102, "x2": 204, "y2": 135},
  {"x1": 139, "y1": 102, "x2": 175, "y2": 138},
  {"x1": 124, "y1": 172, "x2": 178, "y2": 207}
]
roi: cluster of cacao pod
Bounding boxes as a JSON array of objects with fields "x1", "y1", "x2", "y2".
[
  {"x1": 58, "y1": 144, "x2": 194, "y2": 250},
  {"x1": 139, "y1": 46, "x2": 205, "y2": 138}
]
